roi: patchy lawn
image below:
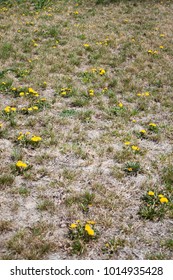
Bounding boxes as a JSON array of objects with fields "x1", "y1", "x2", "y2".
[{"x1": 0, "y1": 0, "x2": 173, "y2": 260}]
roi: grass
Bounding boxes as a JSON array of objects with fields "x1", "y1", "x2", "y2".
[{"x1": 0, "y1": 0, "x2": 173, "y2": 259}]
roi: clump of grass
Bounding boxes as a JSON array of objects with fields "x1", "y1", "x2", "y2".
[
  {"x1": 0, "y1": 220, "x2": 13, "y2": 233},
  {"x1": 68, "y1": 220, "x2": 99, "y2": 255},
  {"x1": 102, "y1": 237, "x2": 126, "y2": 256},
  {"x1": 65, "y1": 191, "x2": 95, "y2": 213},
  {"x1": 37, "y1": 199, "x2": 55, "y2": 212},
  {"x1": 124, "y1": 161, "x2": 141, "y2": 175},
  {"x1": 138, "y1": 190, "x2": 169, "y2": 220},
  {"x1": 5, "y1": 222, "x2": 55, "y2": 259},
  {"x1": 0, "y1": 174, "x2": 15, "y2": 188}
]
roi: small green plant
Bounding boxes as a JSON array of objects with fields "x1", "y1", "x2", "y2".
[
  {"x1": 124, "y1": 161, "x2": 141, "y2": 175},
  {"x1": 102, "y1": 237, "x2": 125, "y2": 256},
  {"x1": 59, "y1": 109, "x2": 77, "y2": 118},
  {"x1": 68, "y1": 220, "x2": 99, "y2": 255},
  {"x1": 37, "y1": 199, "x2": 55, "y2": 212},
  {"x1": 0, "y1": 174, "x2": 14, "y2": 188},
  {"x1": 138, "y1": 191, "x2": 169, "y2": 220}
]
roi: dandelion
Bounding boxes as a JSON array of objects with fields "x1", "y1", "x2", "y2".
[
  {"x1": 31, "y1": 136, "x2": 42, "y2": 142},
  {"x1": 86, "y1": 220, "x2": 96, "y2": 225},
  {"x1": 0, "y1": 123, "x2": 3, "y2": 128},
  {"x1": 99, "y1": 68, "x2": 106, "y2": 75},
  {"x1": 74, "y1": 11, "x2": 79, "y2": 15},
  {"x1": 28, "y1": 107, "x2": 33, "y2": 111},
  {"x1": 159, "y1": 45, "x2": 164, "y2": 49},
  {"x1": 160, "y1": 197, "x2": 168, "y2": 204},
  {"x1": 158, "y1": 194, "x2": 164, "y2": 198},
  {"x1": 19, "y1": 92, "x2": 25, "y2": 96},
  {"x1": 144, "y1": 92, "x2": 150, "y2": 96},
  {"x1": 85, "y1": 224, "x2": 94, "y2": 236},
  {"x1": 70, "y1": 223, "x2": 77, "y2": 229},
  {"x1": 32, "y1": 106, "x2": 38, "y2": 110},
  {"x1": 89, "y1": 89, "x2": 94, "y2": 96},
  {"x1": 118, "y1": 102, "x2": 123, "y2": 108},
  {"x1": 140, "y1": 129, "x2": 146, "y2": 134},
  {"x1": 16, "y1": 160, "x2": 28, "y2": 169},
  {"x1": 131, "y1": 145, "x2": 140, "y2": 151},
  {"x1": 148, "y1": 191, "x2": 155, "y2": 196},
  {"x1": 124, "y1": 141, "x2": 131, "y2": 145},
  {"x1": 160, "y1": 34, "x2": 165, "y2": 37},
  {"x1": 132, "y1": 119, "x2": 136, "y2": 123},
  {"x1": 61, "y1": 91, "x2": 67, "y2": 96},
  {"x1": 128, "y1": 167, "x2": 133, "y2": 172},
  {"x1": 83, "y1": 44, "x2": 90, "y2": 48},
  {"x1": 149, "y1": 123, "x2": 157, "y2": 127}
]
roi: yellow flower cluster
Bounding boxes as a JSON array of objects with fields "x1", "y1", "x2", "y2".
[
  {"x1": 149, "y1": 123, "x2": 157, "y2": 127},
  {"x1": 85, "y1": 223, "x2": 95, "y2": 236},
  {"x1": 31, "y1": 136, "x2": 42, "y2": 142},
  {"x1": 4, "y1": 106, "x2": 16, "y2": 113},
  {"x1": 148, "y1": 191, "x2": 169, "y2": 203},
  {"x1": 148, "y1": 49, "x2": 158, "y2": 55},
  {"x1": 16, "y1": 160, "x2": 28, "y2": 169},
  {"x1": 60, "y1": 87, "x2": 72, "y2": 96},
  {"x1": 89, "y1": 89, "x2": 94, "y2": 96},
  {"x1": 17, "y1": 132, "x2": 42, "y2": 144},
  {"x1": 124, "y1": 142, "x2": 140, "y2": 152},
  {"x1": 89, "y1": 67, "x2": 106, "y2": 76},
  {"x1": 28, "y1": 87, "x2": 39, "y2": 97},
  {"x1": 137, "y1": 92, "x2": 150, "y2": 97},
  {"x1": 21, "y1": 106, "x2": 39, "y2": 113},
  {"x1": 69, "y1": 220, "x2": 96, "y2": 236}
]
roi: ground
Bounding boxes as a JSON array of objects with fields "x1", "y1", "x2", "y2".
[{"x1": 0, "y1": 0, "x2": 173, "y2": 260}]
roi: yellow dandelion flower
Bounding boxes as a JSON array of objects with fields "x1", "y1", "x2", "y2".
[
  {"x1": 11, "y1": 107, "x2": 16, "y2": 112},
  {"x1": 0, "y1": 123, "x2": 3, "y2": 128},
  {"x1": 86, "y1": 220, "x2": 96, "y2": 225},
  {"x1": 17, "y1": 134, "x2": 24, "y2": 141},
  {"x1": 127, "y1": 167, "x2": 133, "y2": 172},
  {"x1": 16, "y1": 161, "x2": 28, "y2": 168},
  {"x1": 4, "y1": 106, "x2": 11, "y2": 113},
  {"x1": 89, "y1": 89, "x2": 94, "y2": 96},
  {"x1": 19, "y1": 92, "x2": 25, "y2": 96},
  {"x1": 160, "y1": 197, "x2": 168, "y2": 203},
  {"x1": 140, "y1": 129, "x2": 146, "y2": 134},
  {"x1": 124, "y1": 141, "x2": 131, "y2": 145},
  {"x1": 61, "y1": 91, "x2": 67, "y2": 96},
  {"x1": 118, "y1": 102, "x2": 123, "y2": 108},
  {"x1": 158, "y1": 194, "x2": 164, "y2": 198},
  {"x1": 28, "y1": 107, "x2": 33, "y2": 111},
  {"x1": 31, "y1": 136, "x2": 42, "y2": 142},
  {"x1": 148, "y1": 191, "x2": 155, "y2": 196},
  {"x1": 33, "y1": 106, "x2": 38, "y2": 110},
  {"x1": 70, "y1": 223, "x2": 77, "y2": 229},
  {"x1": 99, "y1": 68, "x2": 106, "y2": 75},
  {"x1": 144, "y1": 92, "x2": 150, "y2": 96},
  {"x1": 131, "y1": 145, "x2": 140, "y2": 151},
  {"x1": 149, "y1": 123, "x2": 157, "y2": 127},
  {"x1": 85, "y1": 224, "x2": 95, "y2": 236},
  {"x1": 83, "y1": 44, "x2": 90, "y2": 48},
  {"x1": 159, "y1": 45, "x2": 164, "y2": 49}
]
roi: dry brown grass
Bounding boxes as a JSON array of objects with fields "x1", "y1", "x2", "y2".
[{"x1": 0, "y1": 0, "x2": 173, "y2": 260}]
